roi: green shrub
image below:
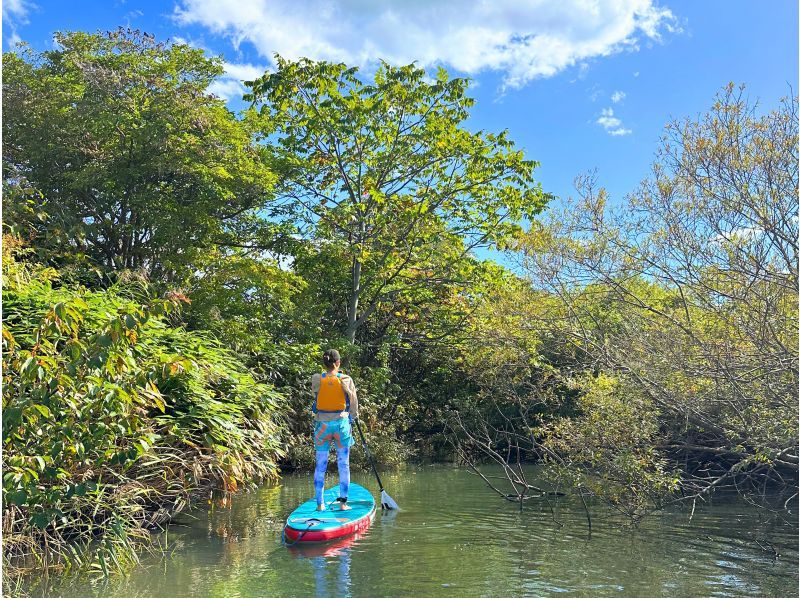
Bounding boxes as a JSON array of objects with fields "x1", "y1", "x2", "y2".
[{"x1": 2, "y1": 258, "x2": 285, "y2": 578}]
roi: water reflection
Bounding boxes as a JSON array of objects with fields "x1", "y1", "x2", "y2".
[
  {"x1": 289, "y1": 535, "x2": 356, "y2": 597},
  {"x1": 26, "y1": 466, "x2": 798, "y2": 598}
]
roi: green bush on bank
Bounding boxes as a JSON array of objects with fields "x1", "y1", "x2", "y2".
[{"x1": 2, "y1": 249, "x2": 285, "y2": 577}]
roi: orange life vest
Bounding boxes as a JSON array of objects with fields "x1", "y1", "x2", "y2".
[{"x1": 315, "y1": 372, "x2": 350, "y2": 413}]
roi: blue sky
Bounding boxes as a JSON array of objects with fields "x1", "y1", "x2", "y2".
[{"x1": 3, "y1": 0, "x2": 797, "y2": 208}]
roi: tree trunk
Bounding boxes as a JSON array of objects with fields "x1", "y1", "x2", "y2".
[{"x1": 346, "y1": 258, "x2": 361, "y2": 343}]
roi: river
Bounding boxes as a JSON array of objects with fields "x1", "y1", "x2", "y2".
[{"x1": 37, "y1": 465, "x2": 797, "y2": 596}]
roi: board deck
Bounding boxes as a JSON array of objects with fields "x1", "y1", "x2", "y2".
[{"x1": 284, "y1": 482, "x2": 376, "y2": 543}]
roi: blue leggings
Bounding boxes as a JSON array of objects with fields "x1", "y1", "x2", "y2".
[{"x1": 314, "y1": 446, "x2": 350, "y2": 506}]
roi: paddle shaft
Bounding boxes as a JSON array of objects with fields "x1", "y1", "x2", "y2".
[{"x1": 353, "y1": 418, "x2": 385, "y2": 493}]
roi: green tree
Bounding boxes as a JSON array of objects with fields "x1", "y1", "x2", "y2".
[
  {"x1": 2, "y1": 29, "x2": 275, "y2": 281},
  {"x1": 246, "y1": 58, "x2": 550, "y2": 343}
]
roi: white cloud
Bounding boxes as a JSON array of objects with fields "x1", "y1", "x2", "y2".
[
  {"x1": 597, "y1": 108, "x2": 622, "y2": 128},
  {"x1": 569, "y1": 62, "x2": 590, "y2": 83},
  {"x1": 596, "y1": 107, "x2": 632, "y2": 136},
  {"x1": 173, "y1": 0, "x2": 677, "y2": 89},
  {"x1": 6, "y1": 31, "x2": 22, "y2": 47},
  {"x1": 223, "y1": 62, "x2": 266, "y2": 82},
  {"x1": 207, "y1": 79, "x2": 246, "y2": 102},
  {"x1": 611, "y1": 90, "x2": 626, "y2": 103},
  {"x1": 3, "y1": 0, "x2": 30, "y2": 19},
  {"x1": 207, "y1": 62, "x2": 268, "y2": 102},
  {"x1": 3, "y1": 0, "x2": 33, "y2": 48}
]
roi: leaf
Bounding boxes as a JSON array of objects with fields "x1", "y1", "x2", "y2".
[
  {"x1": 2, "y1": 328, "x2": 16, "y2": 351},
  {"x1": 32, "y1": 512, "x2": 52, "y2": 529},
  {"x1": 33, "y1": 404, "x2": 52, "y2": 418},
  {"x1": 5, "y1": 489, "x2": 28, "y2": 506},
  {"x1": 54, "y1": 302, "x2": 67, "y2": 321},
  {"x1": 3, "y1": 407, "x2": 23, "y2": 429}
]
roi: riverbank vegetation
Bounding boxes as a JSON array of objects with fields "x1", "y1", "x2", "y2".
[
  {"x1": 449, "y1": 87, "x2": 798, "y2": 523},
  {"x1": 3, "y1": 28, "x2": 797, "y2": 584}
]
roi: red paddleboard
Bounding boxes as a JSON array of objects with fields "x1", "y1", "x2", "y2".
[{"x1": 283, "y1": 483, "x2": 376, "y2": 544}]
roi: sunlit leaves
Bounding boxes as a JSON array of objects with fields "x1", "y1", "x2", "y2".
[
  {"x1": 2, "y1": 251, "x2": 285, "y2": 575},
  {"x1": 2, "y1": 29, "x2": 276, "y2": 279},
  {"x1": 247, "y1": 57, "x2": 550, "y2": 340}
]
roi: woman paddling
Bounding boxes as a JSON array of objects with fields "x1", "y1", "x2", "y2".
[{"x1": 311, "y1": 349, "x2": 359, "y2": 511}]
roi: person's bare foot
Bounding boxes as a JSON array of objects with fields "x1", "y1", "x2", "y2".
[
  {"x1": 316, "y1": 504, "x2": 326, "y2": 511},
  {"x1": 339, "y1": 503, "x2": 351, "y2": 510}
]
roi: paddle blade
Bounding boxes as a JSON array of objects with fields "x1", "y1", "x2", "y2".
[{"x1": 380, "y1": 489, "x2": 399, "y2": 510}]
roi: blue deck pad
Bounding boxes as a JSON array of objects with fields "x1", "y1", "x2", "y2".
[{"x1": 287, "y1": 483, "x2": 375, "y2": 533}]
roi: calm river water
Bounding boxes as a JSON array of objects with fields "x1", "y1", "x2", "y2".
[{"x1": 44, "y1": 465, "x2": 797, "y2": 597}]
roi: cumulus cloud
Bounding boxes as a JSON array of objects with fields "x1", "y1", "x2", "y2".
[
  {"x1": 611, "y1": 90, "x2": 626, "y2": 103},
  {"x1": 207, "y1": 62, "x2": 268, "y2": 102},
  {"x1": 173, "y1": 0, "x2": 676, "y2": 88},
  {"x1": 3, "y1": 0, "x2": 33, "y2": 48},
  {"x1": 597, "y1": 107, "x2": 632, "y2": 136}
]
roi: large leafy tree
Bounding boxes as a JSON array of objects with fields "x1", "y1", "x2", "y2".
[
  {"x1": 246, "y1": 58, "x2": 550, "y2": 343},
  {"x1": 2, "y1": 29, "x2": 275, "y2": 281}
]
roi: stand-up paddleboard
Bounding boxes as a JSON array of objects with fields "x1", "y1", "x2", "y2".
[{"x1": 283, "y1": 483, "x2": 376, "y2": 544}]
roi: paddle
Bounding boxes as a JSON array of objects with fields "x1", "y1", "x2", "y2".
[{"x1": 353, "y1": 418, "x2": 399, "y2": 510}]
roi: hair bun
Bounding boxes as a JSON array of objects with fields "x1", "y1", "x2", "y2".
[{"x1": 322, "y1": 348, "x2": 341, "y2": 368}]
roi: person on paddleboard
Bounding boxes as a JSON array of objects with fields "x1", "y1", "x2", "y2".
[{"x1": 311, "y1": 349, "x2": 359, "y2": 512}]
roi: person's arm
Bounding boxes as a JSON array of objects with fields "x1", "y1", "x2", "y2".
[
  {"x1": 344, "y1": 377, "x2": 359, "y2": 419},
  {"x1": 311, "y1": 374, "x2": 320, "y2": 403}
]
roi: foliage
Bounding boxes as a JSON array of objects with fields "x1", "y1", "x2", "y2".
[
  {"x1": 184, "y1": 248, "x2": 306, "y2": 355},
  {"x1": 2, "y1": 243, "x2": 284, "y2": 578},
  {"x1": 2, "y1": 29, "x2": 275, "y2": 280},
  {"x1": 509, "y1": 85, "x2": 798, "y2": 515},
  {"x1": 246, "y1": 57, "x2": 550, "y2": 342},
  {"x1": 541, "y1": 374, "x2": 680, "y2": 521},
  {"x1": 3, "y1": 24, "x2": 796, "y2": 581}
]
